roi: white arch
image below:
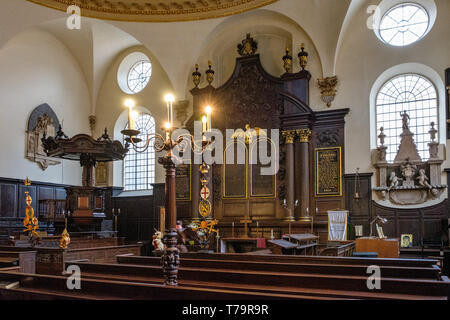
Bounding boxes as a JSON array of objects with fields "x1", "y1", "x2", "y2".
[{"x1": 369, "y1": 62, "x2": 446, "y2": 149}]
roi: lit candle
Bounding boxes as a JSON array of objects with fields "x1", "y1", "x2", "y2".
[
  {"x1": 205, "y1": 105, "x2": 212, "y2": 132},
  {"x1": 125, "y1": 99, "x2": 136, "y2": 130},
  {"x1": 202, "y1": 115, "x2": 207, "y2": 133},
  {"x1": 165, "y1": 94, "x2": 175, "y2": 126}
]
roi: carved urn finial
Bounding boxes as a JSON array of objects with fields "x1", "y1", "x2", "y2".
[
  {"x1": 378, "y1": 127, "x2": 386, "y2": 146},
  {"x1": 298, "y1": 43, "x2": 308, "y2": 70},
  {"x1": 205, "y1": 61, "x2": 215, "y2": 85},
  {"x1": 428, "y1": 122, "x2": 439, "y2": 159},
  {"x1": 377, "y1": 127, "x2": 387, "y2": 162},
  {"x1": 282, "y1": 47, "x2": 292, "y2": 73},
  {"x1": 192, "y1": 64, "x2": 201, "y2": 87},
  {"x1": 429, "y1": 122, "x2": 437, "y2": 142},
  {"x1": 317, "y1": 76, "x2": 338, "y2": 108},
  {"x1": 237, "y1": 33, "x2": 258, "y2": 56}
]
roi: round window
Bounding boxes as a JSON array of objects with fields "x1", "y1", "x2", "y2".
[
  {"x1": 127, "y1": 60, "x2": 152, "y2": 94},
  {"x1": 379, "y1": 3, "x2": 429, "y2": 46}
]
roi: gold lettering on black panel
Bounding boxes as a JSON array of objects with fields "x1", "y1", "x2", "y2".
[
  {"x1": 223, "y1": 143, "x2": 247, "y2": 198},
  {"x1": 315, "y1": 147, "x2": 342, "y2": 197},
  {"x1": 250, "y1": 140, "x2": 276, "y2": 198},
  {"x1": 176, "y1": 164, "x2": 191, "y2": 200}
]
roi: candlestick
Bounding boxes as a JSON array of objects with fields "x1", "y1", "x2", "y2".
[
  {"x1": 125, "y1": 99, "x2": 136, "y2": 130},
  {"x1": 270, "y1": 228, "x2": 274, "y2": 240}
]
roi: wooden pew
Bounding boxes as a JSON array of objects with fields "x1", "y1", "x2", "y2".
[
  {"x1": 0, "y1": 251, "x2": 36, "y2": 273},
  {"x1": 0, "y1": 271, "x2": 330, "y2": 300},
  {"x1": 65, "y1": 260, "x2": 450, "y2": 300},
  {"x1": 0, "y1": 244, "x2": 141, "y2": 275},
  {"x1": 116, "y1": 255, "x2": 441, "y2": 280},
  {"x1": 177, "y1": 252, "x2": 439, "y2": 268}
]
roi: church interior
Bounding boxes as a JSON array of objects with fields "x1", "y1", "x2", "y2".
[{"x1": 0, "y1": 0, "x2": 449, "y2": 302}]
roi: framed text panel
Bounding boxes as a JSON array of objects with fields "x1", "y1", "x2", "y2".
[
  {"x1": 175, "y1": 164, "x2": 191, "y2": 201},
  {"x1": 315, "y1": 147, "x2": 342, "y2": 197}
]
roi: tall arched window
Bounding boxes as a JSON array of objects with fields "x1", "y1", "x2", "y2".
[
  {"x1": 123, "y1": 113, "x2": 156, "y2": 191},
  {"x1": 375, "y1": 74, "x2": 438, "y2": 162}
]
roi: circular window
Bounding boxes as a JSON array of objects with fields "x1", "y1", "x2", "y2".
[
  {"x1": 379, "y1": 3, "x2": 429, "y2": 46},
  {"x1": 127, "y1": 60, "x2": 152, "y2": 94}
]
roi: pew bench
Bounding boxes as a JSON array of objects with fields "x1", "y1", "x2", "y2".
[
  {"x1": 0, "y1": 251, "x2": 36, "y2": 273},
  {"x1": 116, "y1": 255, "x2": 441, "y2": 280},
  {"x1": 0, "y1": 270, "x2": 332, "y2": 300},
  {"x1": 176, "y1": 252, "x2": 440, "y2": 269},
  {"x1": 69, "y1": 260, "x2": 450, "y2": 300}
]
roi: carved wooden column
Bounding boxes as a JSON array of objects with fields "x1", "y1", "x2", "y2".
[
  {"x1": 297, "y1": 129, "x2": 311, "y2": 221},
  {"x1": 282, "y1": 130, "x2": 296, "y2": 221},
  {"x1": 159, "y1": 152, "x2": 179, "y2": 286}
]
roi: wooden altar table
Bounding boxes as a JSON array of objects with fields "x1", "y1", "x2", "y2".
[
  {"x1": 220, "y1": 237, "x2": 266, "y2": 253},
  {"x1": 355, "y1": 237, "x2": 399, "y2": 258}
]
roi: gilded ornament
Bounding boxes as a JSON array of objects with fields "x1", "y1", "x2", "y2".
[
  {"x1": 205, "y1": 61, "x2": 215, "y2": 85},
  {"x1": 298, "y1": 43, "x2": 308, "y2": 70},
  {"x1": 282, "y1": 130, "x2": 296, "y2": 144},
  {"x1": 297, "y1": 128, "x2": 312, "y2": 143},
  {"x1": 317, "y1": 76, "x2": 338, "y2": 107},
  {"x1": 282, "y1": 48, "x2": 292, "y2": 73},
  {"x1": 192, "y1": 64, "x2": 201, "y2": 87}
]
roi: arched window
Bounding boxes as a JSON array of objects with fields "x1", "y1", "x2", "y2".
[
  {"x1": 375, "y1": 74, "x2": 438, "y2": 162},
  {"x1": 123, "y1": 114, "x2": 156, "y2": 191}
]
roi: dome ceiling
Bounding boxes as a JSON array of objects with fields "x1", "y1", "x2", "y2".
[{"x1": 28, "y1": 0, "x2": 278, "y2": 22}]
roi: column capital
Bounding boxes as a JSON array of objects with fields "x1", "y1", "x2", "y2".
[
  {"x1": 282, "y1": 130, "x2": 297, "y2": 144},
  {"x1": 296, "y1": 128, "x2": 312, "y2": 143}
]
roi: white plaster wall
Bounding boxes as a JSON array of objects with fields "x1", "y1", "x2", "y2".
[
  {"x1": 0, "y1": 28, "x2": 91, "y2": 185},
  {"x1": 335, "y1": 0, "x2": 450, "y2": 207}
]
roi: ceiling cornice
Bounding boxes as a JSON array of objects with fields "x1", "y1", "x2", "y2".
[{"x1": 28, "y1": 0, "x2": 279, "y2": 22}]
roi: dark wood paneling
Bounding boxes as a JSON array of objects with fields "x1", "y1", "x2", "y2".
[
  {"x1": 345, "y1": 172, "x2": 449, "y2": 244},
  {"x1": 0, "y1": 183, "x2": 17, "y2": 218},
  {"x1": 112, "y1": 194, "x2": 157, "y2": 244}
]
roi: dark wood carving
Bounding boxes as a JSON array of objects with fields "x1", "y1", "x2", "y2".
[{"x1": 186, "y1": 35, "x2": 349, "y2": 240}]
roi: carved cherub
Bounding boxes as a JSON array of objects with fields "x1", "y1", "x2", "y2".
[
  {"x1": 388, "y1": 171, "x2": 402, "y2": 190},
  {"x1": 416, "y1": 169, "x2": 432, "y2": 189},
  {"x1": 152, "y1": 230, "x2": 164, "y2": 252}
]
